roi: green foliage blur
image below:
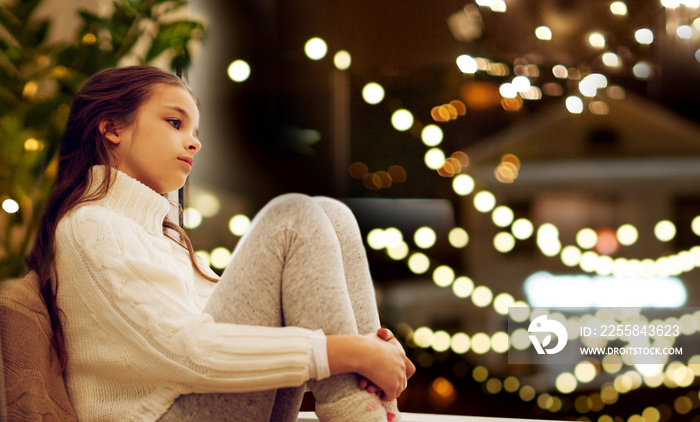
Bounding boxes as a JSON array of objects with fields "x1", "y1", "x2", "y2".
[{"x1": 0, "y1": 0, "x2": 205, "y2": 279}]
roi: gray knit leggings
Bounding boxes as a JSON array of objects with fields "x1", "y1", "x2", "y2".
[{"x1": 159, "y1": 194, "x2": 382, "y2": 421}]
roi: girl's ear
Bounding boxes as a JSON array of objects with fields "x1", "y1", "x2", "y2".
[{"x1": 99, "y1": 119, "x2": 120, "y2": 145}]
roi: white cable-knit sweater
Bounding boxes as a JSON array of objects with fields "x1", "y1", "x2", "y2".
[{"x1": 54, "y1": 166, "x2": 315, "y2": 421}]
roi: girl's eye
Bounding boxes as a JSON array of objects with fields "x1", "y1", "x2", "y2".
[{"x1": 167, "y1": 119, "x2": 181, "y2": 129}]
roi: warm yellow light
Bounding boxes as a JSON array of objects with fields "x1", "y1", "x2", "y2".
[
  {"x1": 367, "y1": 228, "x2": 386, "y2": 250},
  {"x1": 391, "y1": 109, "x2": 414, "y2": 131},
  {"x1": 333, "y1": 50, "x2": 351, "y2": 70},
  {"x1": 588, "y1": 32, "x2": 606, "y2": 48},
  {"x1": 24, "y1": 138, "x2": 43, "y2": 151},
  {"x1": 456, "y1": 54, "x2": 478, "y2": 73},
  {"x1": 674, "y1": 396, "x2": 693, "y2": 414},
  {"x1": 415, "y1": 226, "x2": 437, "y2": 249},
  {"x1": 535, "y1": 26, "x2": 552, "y2": 40},
  {"x1": 211, "y1": 247, "x2": 232, "y2": 269},
  {"x1": 499, "y1": 83, "x2": 517, "y2": 98},
  {"x1": 413, "y1": 326, "x2": 434, "y2": 348},
  {"x1": 472, "y1": 285, "x2": 493, "y2": 307},
  {"x1": 453, "y1": 174, "x2": 475, "y2": 196},
  {"x1": 451, "y1": 333, "x2": 470, "y2": 354},
  {"x1": 227, "y1": 60, "x2": 251, "y2": 82},
  {"x1": 655, "y1": 220, "x2": 676, "y2": 242},
  {"x1": 493, "y1": 293, "x2": 514, "y2": 315},
  {"x1": 474, "y1": 191, "x2": 496, "y2": 212},
  {"x1": 577, "y1": 228, "x2": 598, "y2": 249},
  {"x1": 421, "y1": 124, "x2": 443, "y2": 146},
  {"x1": 472, "y1": 365, "x2": 488, "y2": 382},
  {"x1": 494, "y1": 232, "x2": 516, "y2": 253},
  {"x1": 575, "y1": 361, "x2": 597, "y2": 383},
  {"x1": 408, "y1": 252, "x2": 430, "y2": 274},
  {"x1": 642, "y1": 407, "x2": 661, "y2": 422},
  {"x1": 362, "y1": 83, "x2": 385, "y2": 104},
  {"x1": 183, "y1": 208, "x2": 203, "y2": 229},
  {"x1": 555, "y1": 372, "x2": 578, "y2": 394},
  {"x1": 492, "y1": 205, "x2": 514, "y2": 227},
  {"x1": 452, "y1": 276, "x2": 474, "y2": 298},
  {"x1": 512, "y1": 218, "x2": 534, "y2": 239},
  {"x1": 193, "y1": 193, "x2": 221, "y2": 218},
  {"x1": 491, "y1": 331, "x2": 509, "y2": 353},
  {"x1": 1, "y1": 199, "x2": 19, "y2": 214},
  {"x1": 602, "y1": 52, "x2": 620, "y2": 67},
  {"x1": 617, "y1": 224, "x2": 638, "y2": 245},
  {"x1": 384, "y1": 227, "x2": 403, "y2": 248},
  {"x1": 519, "y1": 385, "x2": 536, "y2": 401},
  {"x1": 610, "y1": 1, "x2": 628, "y2": 15},
  {"x1": 433, "y1": 265, "x2": 455, "y2": 287},
  {"x1": 431, "y1": 330, "x2": 452, "y2": 352},
  {"x1": 425, "y1": 148, "x2": 446, "y2": 170},
  {"x1": 228, "y1": 214, "x2": 251, "y2": 236},
  {"x1": 504, "y1": 376, "x2": 520, "y2": 393},
  {"x1": 561, "y1": 245, "x2": 582, "y2": 267},
  {"x1": 305, "y1": 37, "x2": 327, "y2": 60},
  {"x1": 449, "y1": 227, "x2": 469, "y2": 248},
  {"x1": 471, "y1": 332, "x2": 491, "y2": 354},
  {"x1": 387, "y1": 242, "x2": 409, "y2": 260}
]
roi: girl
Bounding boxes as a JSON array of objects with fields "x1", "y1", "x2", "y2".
[{"x1": 26, "y1": 66, "x2": 414, "y2": 422}]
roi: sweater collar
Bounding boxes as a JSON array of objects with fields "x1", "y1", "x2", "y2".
[{"x1": 89, "y1": 165, "x2": 173, "y2": 236}]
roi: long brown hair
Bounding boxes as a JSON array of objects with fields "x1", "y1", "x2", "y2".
[{"x1": 26, "y1": 66, "x2": 217, "y2": 370}]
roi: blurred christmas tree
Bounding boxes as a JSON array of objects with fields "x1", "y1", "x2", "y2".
[{"x1": 0, "y1": 0, "x2": 204, "y2": 278}]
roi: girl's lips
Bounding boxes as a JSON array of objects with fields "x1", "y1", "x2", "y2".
[{"x1": 178, "y1": 157, "x2": 193, "y2": 169}]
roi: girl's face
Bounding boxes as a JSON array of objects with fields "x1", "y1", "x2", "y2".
[{"x1": 105, "y1": 84, "x2": 201, "y2": 194}]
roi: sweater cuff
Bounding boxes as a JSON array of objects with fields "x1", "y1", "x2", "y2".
[{"x1": 309, "y1": 329, "x2": 330, "y2": 380}]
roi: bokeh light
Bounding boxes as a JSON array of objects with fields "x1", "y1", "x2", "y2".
[
  {"x1": 227, "y1": 60, "x2": 251, "y2": 82},
  {"x1": 449, "y1": 227, "x2": 469, "y2": 248},
  {"x1": 535, "y1": 26, "x2": 552, "y2": 40},
  {"x1": 425, "y1": 148, "x2": 446, "y2": 170},
  {"x1": 305, "y1": 37, "x2": 328, "y2": 60},
  {"x1": 433, "y1": 266, "x2": 455, "y2": 288},
  {"x1": 408, "y1": 252, "x2": 430, "y2": 274},
  {"x1": 183, "y1": 208, "x2": 202, "y2": 229},
  {"x1": 452, "y1": 276, "x2": 474, "y2": 298},
  {"x1": 512, "y1": 218, "x2": 534, "y2": 239},
  {"x1": 635, "y1": 28, "x2": 654, "y2": 44},
  {"x1": 456, "y1": 54, "x2": 478, "y2": 73},
  {"x1": 391, "y1": 109, "x2": 414, "y2": 131},
  {"x1": 654, "y1": 220, "x2": 676, "y2": 242},
  {"x1": 362, "y1": 82, "x2": 385, "y2": 104},
  {"x1": 453, "y1": 174, "x2": 475, "y2": 196},
  {"x1": 210, "y1": 247, "x2": 231, "y2": 269},
  {"x1": 228, "y1": 214, "x2": 251, "y2": 236},
  {"x1": 333, "y1": 50, "x2": 352, "y2": 70},
  {"x1": 474, "y1": 191, "x2": 496, "y2": 212},
  {"x1": 415, "y1": 226, "x2": 437, "y2": 249},
  {"x1": 2, "y1": 199, "x2": 19, "y2": 213},
  {"x1": 421, "y1": 124, "x2": 444, "y2": 146}
]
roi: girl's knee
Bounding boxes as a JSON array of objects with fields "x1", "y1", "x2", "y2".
[
  {"x1": 260, "y1": 193, "x2": 325, "y2": 224},
  {"x1": 313, "y1": 196, "x2": 354, "y2": 219}
]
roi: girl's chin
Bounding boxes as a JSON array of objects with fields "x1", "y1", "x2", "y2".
[{"x1": 158, "y1": 180, "x2": 187, "y2": 195}]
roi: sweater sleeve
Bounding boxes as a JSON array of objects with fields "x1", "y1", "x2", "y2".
[{"x1": 55, "y1": 205, "x2": 314, "y2": 394}]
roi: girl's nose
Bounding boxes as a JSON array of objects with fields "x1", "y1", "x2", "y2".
[{"x1": 188, "y1": 137, "x2": 201, "y2": 152}]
